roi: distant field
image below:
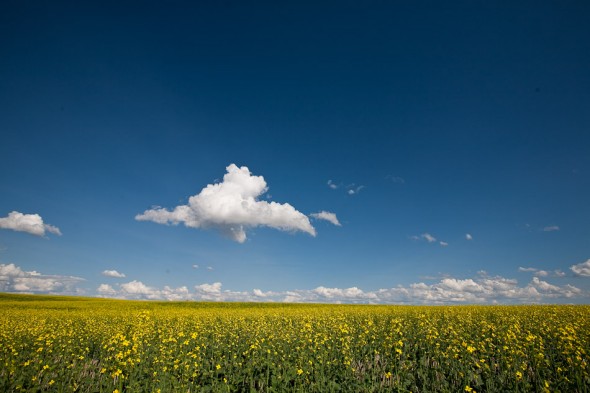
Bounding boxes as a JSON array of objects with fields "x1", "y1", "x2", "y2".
[{"x1": 1, "y1": 293, "x2": 589, "y2": 392}]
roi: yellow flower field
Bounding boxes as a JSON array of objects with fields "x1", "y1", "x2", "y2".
[{"x1": 0, "y1": 293, "x2": 589, "y2": 392}]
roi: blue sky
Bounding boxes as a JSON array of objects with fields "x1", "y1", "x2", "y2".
[{"x1": 1, "y1": 1, "x2": 589, "y2": 303}]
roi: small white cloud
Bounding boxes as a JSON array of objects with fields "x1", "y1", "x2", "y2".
[
  {"x1": 253, "y1": 288, "x2": 267, "y2": 297},
  {"x1": 422, "y1": 233, "x2": 437, "y2": 243},
  {"x1": 207, "y1": 266, "x2": 214, "y2": 271},
  {"x1": 543, "y1": 226, "x2": 560, "y2": 232},
  {"x1": 465, "y1": 233, "x2": 473, "y2": 240},
  {"x1": 195, "y1": 282, "x2": 222, "y2": 294},
  {"x1": 97, "y1": 283, "x2": 117, "y2": 296},
  {"x1": 327, "y1": 180, "x2": 339, "y2": 189},
  {"x1": 347, "y1": 185, "x2": 365, "y2": 195},
  {"x1": 0, "y1": 211, "x2": 61, "y2": 237},
  {"x1": 554, "y1": 270, "x2": 566, "y2": 277},
  {"x1": 571, "y1": 259, "x2": 590, "y2": 277},
  {"x1": 519, "y1": 267, "x2": 537, "y2": 273},
  {"x1": 101, "y1": 270, "x2": 126, "y2": 278},
  {"x1": 310, "y1": 211, "x2": 341, "y2": 226},
  {"x1": 136, "y1": 164, "x2": 316, "y2": 243},
  {"x1": 192, "y1": 264, "x2": 199, "y2": 269},
  {"x1": 121, "y1": 280, "x2": 153, "y2": 295},
  {"x1": 439, "y1": 241, "x2": 448, "y2": 247}
]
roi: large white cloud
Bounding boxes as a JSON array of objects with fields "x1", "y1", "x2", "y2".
[
  {"x1": 571, "y1": 259, "x2": 590, "y2": 277},
  {"x1": 0, "y1": 211, "x2": 61, "y2": 237},
  {"x1": 136, "y1": 164, "x2": 317, "y2": 243},
  {"x1": 0, "y1": 263, "x2": 84, "y2": 294}
]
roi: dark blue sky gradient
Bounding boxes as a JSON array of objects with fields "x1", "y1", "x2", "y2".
[{"x1": 1, "y1": 1, "x2": 589, "y2": 300}]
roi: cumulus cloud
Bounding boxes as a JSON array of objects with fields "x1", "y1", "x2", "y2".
[
  {"x1": 97, "y1": 283, "x2": 116, "y2": 296},
  {"x1": 310, "y1": 211, "x2": 341, "y2": 226},
  {"x1": 465, "y1": 233, "x2": 473, "y2": 240},
  {"x1": 571, "y1": 259, "x2": 590, "y2": 277},
  {"x1": 136, "y1": 164, "x2": 316, "y2": 243},
  {"x1": 543, "y1": 225, "x2": 560, "y2": 232},
  {"x1": 0, "y1": 211, "x2": 61, "y2": 237},
  {"x1": 439, "y1": 241, "x2": 448, "y2": 247},
  {"x1": 327, "y1": 180, "x2": 339, "y2": 189},
  {"x1": 121, "y1": 280, "x2": 154, "y2": 295},
  {"x1": 0, "y1": 263, "x2": 84, "y2": 294},
  {"x1": 192, "y1": 264, "x2": 199, "y2": 269},
  {"x1": 101, "y1": 270, "x2": 126, "y2": 278}
]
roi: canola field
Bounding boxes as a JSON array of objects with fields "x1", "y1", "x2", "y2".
[{"x1": 0, "y1": 294, "x2": 589, "y2": 392}]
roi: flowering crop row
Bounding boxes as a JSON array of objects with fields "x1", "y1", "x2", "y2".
[{"x1": 0, "y1": 294, "x2": 589, "y2": 392}]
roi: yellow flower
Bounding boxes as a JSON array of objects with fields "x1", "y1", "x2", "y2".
[
  {"x1": 49, "y1": 380, "x2": 55, "y2": 386},
  {"x1": 216, "y1": 364, "x2": 221, "y2": 370},
  {"x1": 297, "y1": 369, "x2": 303, "y2": 375},
  {"x1": 464, "y1": 386, "x2": 474, "y2": 392},
  {"x1": 516, "y1": 371, "x2": 523, "y2": 380}
]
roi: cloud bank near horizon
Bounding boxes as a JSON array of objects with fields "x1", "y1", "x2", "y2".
[
  {"x1": 136, "y1": 164, "x2": 319, "y2": 243},
  {"x1": 0, "y1": 263, "x2": 84, "y2": 294},
  {"x1": 93, "y1": 272, "x2": 584, "y2": 303},
  {"x1": 3, "y1": 262, "x2": 586, "y2": 304}
]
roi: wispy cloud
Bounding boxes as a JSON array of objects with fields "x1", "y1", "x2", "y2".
[
  {"x1": 385, "y1": 175, "x2": 405, "y2": 184},
  {"x1": 347, "y1": 185, "x2": 365, "y2": 195},
  {"x1": 192, "y1": 264, "x2": 199, "y2": 269},
  {"x1": 542, "y1": 226, "x2": 560, "y2": 232},
  {"x1": 411, "y1": 232, "x2": 436, "y2": 243},
  {"x1": 518, "y1": 266, "x2": 566, "y2": 278},
  {"x1": 421, "y1": 233, "x2": 436, "y2": 243},
  {"x1": 327, "y1": 179, "x2": 365, "y2": 195},
  {"x1": 136, "y1": 164, "x2": 317, "y2": 243},
  {"x1": 465, "y1": 233, "x2": 473, "y2": 240},
  {"x1": 570, "y1": 259, "x2": 590, "y2": 277},
  {"x1": 0, "y1": 211, "x2": 61, "y2": 237},
  {"x1": 309, "y1": 211, "x2": 341, "y2": 226},
  {"x1": 411, "y1": 233, "x2": 449, "y2": 247},
  {"x1": 101, "y1": 270, "x2": 126, "y2": 278}
]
